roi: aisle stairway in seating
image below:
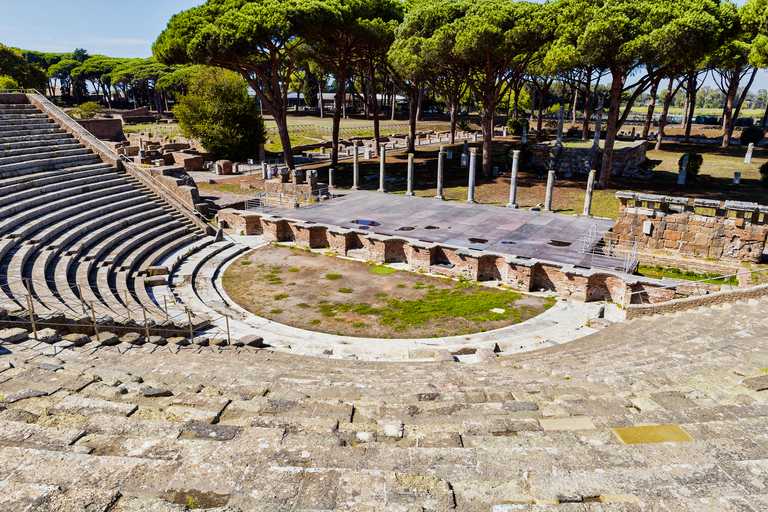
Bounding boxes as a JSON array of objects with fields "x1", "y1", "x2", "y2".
[
  {"x1": 0, "y1": 296, "x2": 767, "y2": 510},
  {"x1": 0, "y1": 96, "x2": 206, "y2": 322}
]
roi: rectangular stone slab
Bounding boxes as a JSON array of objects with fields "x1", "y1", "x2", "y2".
[
  {"x1": 48, "y1": 395, "x2": 137, "y2": 417},
  {"x1": 612, "y1": 424, "x2": 693, "y2": 444},
  {"x1": 742, "y1": 374, "x2": 768, "y2": 392}
]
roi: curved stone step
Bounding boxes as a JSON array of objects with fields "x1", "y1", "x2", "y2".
[{"x1": 0, "y1": 146, "x2": 94, "y2": 168}]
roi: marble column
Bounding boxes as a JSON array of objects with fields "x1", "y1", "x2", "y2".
[
  {"x1": 582, "y1": 169, "x2": 596, "y2": 216},
  {"x1": 506, "y1": 150, "x2": 520, "y2": 208},
  {"x1": 544, "y1": 170, "x2": 555, "y2": 211},
  {"x1": 436, "y1": 146, "x2": 445, "y2": 200},
  {"x1": 406, "y1": 153, "x2": 415, "y2": 196},
  {"x1": 352, "y1": 140, "x2": 360, "y2": 190},
  {"x1": 378, "y1": 145, "x2": 387, "y2": 193},
  {"x1": 467, "y1": 148, "x2": 477, "y2": 203}
]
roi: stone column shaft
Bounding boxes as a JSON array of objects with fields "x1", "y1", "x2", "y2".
[
  {"x1": 467, "y1": 148, "x2": 477, "y2": 203},
  {"x1": 582, "y1": 169, "x2": 596, "y2": 216},
  {"x1": 406, "y1": 153, "x2": 415, "y2": 196},
  {"x1": 506, "y1": 150, "x2": 520, "y2": 208},
  {"x1": 544, "y1": 170, "x2": 555, "y2": 211},
  {"x1": 352, "y1": 141, "x2": 360, "y2": 190},
  {"x1": 436, "y1": 146, "x2": 445, "y2": 200},
  {"x1": 378, "y1": 145, "x2": 387, "y2": 193}
]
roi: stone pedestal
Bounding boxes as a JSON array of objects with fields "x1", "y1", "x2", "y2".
[
  {"x1": 216, "y1": 160, "x2": 232, "y2": 175},
  {"x1": 582, "y1": 169, "x2": 596, "y2": 216},
  {"x1": 506, "y1": 150, "x2": 520, "y2": 208},
  {"x1": 436, "y1": 146, "x2": 445, "y2": 200},
  {"x1": 328, "y1": 168, "x2": 335, "y2": 188},
  {"x1": 467, "y1": 148, "x2": 477, "y2": 203},
  {"x1": 278, "y1": 167, "x2": 291, "y2": 183},
  {"x1": 544, "y1": 170, "x2": 555, "y2": 211},
  {"x1": 461, "y1": 153, "x2": 468, "y2": 167},
  {"x1": 745, "y1": 143, "x2": 754, "y2": 164},
  {"x1": 472, "y1": 132, "x2": 478, "y2": 142},
  {"x1": 677, "y1": 154, "x2": 688, "y2": 185},
  {"x1": 365, "y1": 148, "x2": 372, "y2": 160},
  {"x1": 261, "y1": 162, "x2": 268, "y2": 180},
  {"x1": 406, "y1": 153, "x2": 414, "y2": 196},
  {"x1": 307, "y1": 169, "x2": 318, "y2": 189},
  {"x1": 522, "y1": 126, "x2": 528, "y2": 143},
  {"x1": 733, "y1": 172, "x2": 741, "y2": 185}
]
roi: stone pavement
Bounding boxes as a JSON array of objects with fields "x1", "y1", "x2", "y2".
[
  {"x1": 0, "y1": 296, "x2": 766, "y2": 510},
  {"x1": 261, "y1": 191, "x2": 617, "y2": 268}
]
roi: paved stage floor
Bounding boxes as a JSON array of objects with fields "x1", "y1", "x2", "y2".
[{"x1": 263, "y1": 191, "x2": 620, "y2": 270}]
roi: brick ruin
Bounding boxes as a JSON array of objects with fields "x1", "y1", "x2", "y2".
[
  {"x1": 613, "y1": 192, "x2": 768, "y2": 263},
  {"x1": 217, "y1": 209, "x2": 673, "y2": 306}
]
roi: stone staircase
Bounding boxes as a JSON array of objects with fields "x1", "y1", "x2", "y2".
[
  {"x1": 0, "y1": 96, "x2": 207, "y2": 324},
  {"x1": 0, "y1": 296, "x2": 766, "y2": 510}
]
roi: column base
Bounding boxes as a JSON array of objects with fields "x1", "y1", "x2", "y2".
[
  {"x1": 506, "y1": 203, "x2": 518, "y2": 209},
  {"x1": 466, "y1": 199, "x2": 475, "y2": 204},
  {"x1": 435, "y1": 195, "x2": 444, "y2": 200},
  {"x1": 351, "y1": 186, "x2": 361, "y2": 191},
  {"x1": 405, "y1": 192, "x2": 414, "y2": 197},
  {"x1": 377, "y1": 189, "x2": 387, "y2": 193}
]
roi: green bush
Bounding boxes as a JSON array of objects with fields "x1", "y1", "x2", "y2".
[
  {"x1": 759, "y1": 161, "x2": 768, "y2": 187},
  {"x1": 70, "y1": 102, "x2": 103, "y2": 119},
  {"x1": 506, "y1": 118, "x2": 529, "y2": 136},
  {"x1": 0, "y1": 75, "x2": 19, "y2": 90},
  {"x1": 505, "y1": 143, "x2": 533, "y2": 171},
  {"x1": 741, "y1": 125, "x2": 766, "y2": 146},
  {"x1": 678, "y1": 152, "x2": 703, "y2": 179},
  {"x1": 174, "y1": 67, "x2": 266, "y2": 160},
  {"x1": 456, "y1": 119, "x2": 471, "y2": 132}
]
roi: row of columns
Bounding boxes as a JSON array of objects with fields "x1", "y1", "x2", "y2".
[{"x1": 340, "y1": 140, "x2": 598, "y2": 217}]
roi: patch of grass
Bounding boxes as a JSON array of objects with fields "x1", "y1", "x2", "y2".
[
  {"x1": 274, "y1": 293, "x2": 289, "y2": 300},
  {"x1": 636, "y1": 264, "x2": 738, "y2": 286},
  {"x1": 338, "y1": 287, "x2": 353, "y2": 294},
  {"x1": 396, "y1": 284, "x2": 406, "y2": 288},
  {"x1": 298, "y1": 303, "x2": 310, "y2": 308},
  {"x1": 370, "y1": 266, "x2": 397, "y2": 275},
  {"x1": 269, "y1": 308, "x2": 283, "y2": 314},
  {"x1": 241, "y1": 261, "x2": 252, "y2": 265},
  {"x1": 288, "y1": 267, "x2": 300, "y2": 272},
  {"x1": 310, "y1": 319, "x2": 321, "y2": 325},
  {"x1": 352, "y1": 322, "x2": 366, "y2": 328},
  {"x1": 325, "y1": 273, "x2": 342, "y2": 280},
  {"x1": 316, "y1": 286, "x2": 527, "y2": 332}
]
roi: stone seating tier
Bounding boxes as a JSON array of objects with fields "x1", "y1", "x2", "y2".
[
  {"x1": 0, "y1": 296, "x2": 767, "y2": 510},
  {"x1": 0, "y1": 98, "x2": 207, "y2": 328}
]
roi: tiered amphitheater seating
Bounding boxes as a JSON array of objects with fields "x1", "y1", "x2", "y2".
[
  {"x1": 1, "y1": 297, "x2": 767, "y2": 510},
  {"x1": 0, "y1": 96, "x2": 207, "y2": 323}
]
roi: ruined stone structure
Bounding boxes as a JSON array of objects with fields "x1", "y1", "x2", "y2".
[
  {"x1": 614, "y1": 192, "x2": 768, "y2": 263},
  {"x1": 217, "y1": 209, "x2": 673, "y2": 305},
  {"x1": 532, "y1": 140, "x2": 648, "y2": 177}
]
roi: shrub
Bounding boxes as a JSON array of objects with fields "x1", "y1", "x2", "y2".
[
  {"x1": 759, "y1": 161, "x2": 768, "y2": 187},
  {"x1": 678, "y1": 152, "x2": 703, "y2": 179},
  {"x1": 70, "y1": 101, "x2": 103, "y2": 119},
  {"x1": 741, "y1": 125, "x2": 766, "y2": 146},
  {"x1": 505, "y1": 143, "x2": 533, "y2": 171},
  {"x1": 0, "y1": 75, "x2": 19, "y2": 90},
  {"x1": 456, "y1": 119, "x2": 471, "y2": 132},
  {"x1": 506, "y1": 118, "x2": 529, "y2": 136}
]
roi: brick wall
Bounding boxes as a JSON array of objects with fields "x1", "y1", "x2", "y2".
[{"x1": 217, "y1": 209, "x2": 677, "y2": 305}]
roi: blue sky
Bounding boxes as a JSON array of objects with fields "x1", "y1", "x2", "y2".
[{"x1": 1, "y1": 0, "x2": 766, "y2": 91}]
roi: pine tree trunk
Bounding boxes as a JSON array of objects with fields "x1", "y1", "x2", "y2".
[
  {"x1": 599, "y1": 75, "x2": 623, "y2": 188},
  {"x1": 642, "y1": 78, "x2": 660, "y2": 140}
]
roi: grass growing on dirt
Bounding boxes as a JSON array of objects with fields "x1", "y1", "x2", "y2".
[
  {"x1": 315, "y1": 281, "x2": 555, "y2": 332},
  {"x1": 370, "y1": 266, "x2": 397, "y2": 275},
  {"x1": 636, "y1": 264, "x2": 738, "y2": 286},
  {"x1": 325, "y1": 273, "x2": 342, "y2": 280}
]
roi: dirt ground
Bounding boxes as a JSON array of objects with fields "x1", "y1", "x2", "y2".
[{"x1": 222, "y1": 245, "x2": 554, "y2": 338}]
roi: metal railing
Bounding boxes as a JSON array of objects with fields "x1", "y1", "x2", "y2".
[{"x1": 578, "y1": 226, "x2": 639, "y2": 274}]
